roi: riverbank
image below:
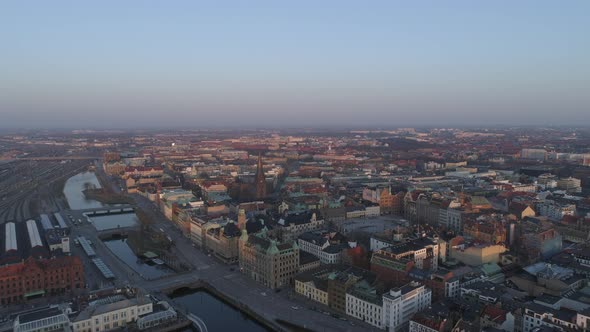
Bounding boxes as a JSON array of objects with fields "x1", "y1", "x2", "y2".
[
  {"x1": 83, "y1": 188, "x2": 134, "y2": 205},
  {"x1": 169, "y1": 282, "x2": 281, "y2": 332}
]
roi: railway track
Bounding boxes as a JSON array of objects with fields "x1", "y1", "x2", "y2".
[
  {"x1": 0, "y1": 161, "x2": 90, "y2": 223},
  {"x1": 0, "y1": 208, "x2": 9, "y2": 223}
]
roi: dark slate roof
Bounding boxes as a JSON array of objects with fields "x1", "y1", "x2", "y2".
[
  {"x1": 381, "y1": 237, "x2": 436, "y2": 255},
  {"x1": 19, "y1": 307, "x2": 63, "y2": 323},
  {"x1": 246, "y1": 215, "x2": 271, "y2": 234},
  {"x1": 277, "y1": 242, "x2": 294, "y2": 251},
  {"x1": 223, "y1": 222, "x2": 241, "y2": 237},
  {"x1": 299, "y1": 232, "x2": 328, "y2": 246},
  {"x1": 247, "y1": 234, "x2": 271, "y2": 251},
  {"x1": 283, "y1": 211, "x2": 315, "y2": 226},
  {"x1": 323, "y1": 243, "x2": 348, "y2": 254},
  {"x1": 300, "y1": 251, "x2": 320, "y2": 265}
]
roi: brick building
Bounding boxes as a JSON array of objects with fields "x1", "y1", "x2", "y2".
[
  {"x1": 0, "y1": 256, "x2": 85, "y2": 305},
  {"x1": 239, "y1": 229, "x2": 299, "y2": 289}
]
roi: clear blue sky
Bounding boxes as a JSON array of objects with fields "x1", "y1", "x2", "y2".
[{"x1": 1, "y1": 1, "x2": 588, "y2": 128}]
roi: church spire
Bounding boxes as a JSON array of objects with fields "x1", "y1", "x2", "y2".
[
  {"x1": 257, "y1": 153, "x2": 263, "y2": 173},
  {"x1": 255, "y1": 153, "x2": 266, "y2": 199}
]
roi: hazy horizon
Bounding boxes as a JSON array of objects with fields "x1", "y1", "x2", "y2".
[{"x1": 1, "y1": 1, "x2": 589, "y2": 128}]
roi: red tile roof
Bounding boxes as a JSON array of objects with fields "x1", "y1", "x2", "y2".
[{"x1": 481, "y1": 305, "x2": 507, "y2": 324}]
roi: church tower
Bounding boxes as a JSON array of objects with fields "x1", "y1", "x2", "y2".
[
  {"x1": 255, "y1": 153, "x2": 266, "y2": 199},
  {"x1": 238, "y1": 208, "x2": 247, "y2": 230}
]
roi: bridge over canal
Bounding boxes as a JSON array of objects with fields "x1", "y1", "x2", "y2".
[{"x1": 71, "y1": 204, "x2": 136, "y2": 216}]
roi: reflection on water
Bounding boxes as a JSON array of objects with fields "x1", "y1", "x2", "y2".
[
  {"x1": 171, "y1": 289, "x2": 271, "y2": 332},
  {"x1": 103, "y1": 238, "x2": 174, "y2": 279},
  {"x1": 64, "y1": 172, "x2": 105, "y2": 210},
  {"x1": 89, "y1": 213, "x2": 138, "y2": 231}
]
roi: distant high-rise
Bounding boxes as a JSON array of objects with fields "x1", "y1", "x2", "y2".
[{"x1": 255, "y1": 153, "x2": 266, "y2": 199}]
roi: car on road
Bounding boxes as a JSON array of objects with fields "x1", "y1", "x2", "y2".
[{"x1": 291, "y1": 306, "x2": 299, "y2": 310}]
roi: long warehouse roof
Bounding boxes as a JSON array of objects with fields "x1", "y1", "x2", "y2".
[
  {"x1": 40, "y1": 214, "x2": 53, "y2": 230},
  {"x1": 78, "y1": 236, "x2": 96, "y2": 257},
  {"x1": 26, "y1": 219, "x2": 43, "y2": 248},
  {"x1": 5, "y1": 222, "x2": 17, "y2": 252},
  {"x1": 54, "y1": 213, "x2": 68, "y2": 229}
]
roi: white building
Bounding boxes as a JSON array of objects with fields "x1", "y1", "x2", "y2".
[
  {"x1": 362, "y1": 186, "x2": 382, "y2": 204},
  {"x1": 382, "y1": 282, "x2": 432, "y2": 331},
  {"x1": 298, "y1": 232, "x2": 345, "y2": 264},
  {"x1": 445, "y1": 277, "x2": 460, "y2": 298},
  {"x1": 512, "y1": 183, "x2": 537, "y2": 193},
  {"x1": 365, "y1": 206, "x2": 381, "y2": 217},
  {"x1": 537, "y1": 174, "x2": 558, "y2": 189},
  {"x1": 346, "y1": 208, "x2": 366, "y2": 219},
  {"x1": 346, "y1": 281, "x2": 383, "y2": 329},
  {"x1": 190, "y1": 216, "x2": 207, "y2": 247},
  {"x1": 557, "y1": 177, "x2": 582, "y2": 193},
  {"x1": 13, "y1": 306, "x2": 70, "y2": 332},
  {"x1": 136, "y1": 301, "x2": 177, "y2": 330},
  {"x1": 536, "y1": 200, "x2": 576, "y2": 221},
  {"x1": 523, "y1": 305, "x2": 578, "y2": 332},
  {"x1": 445, "y1": 208, "x2": 462, "y2": 233},
  {"x1": 374, "y1": 237, "x2": 440, "y2": 271},
  {"x1": 370, "y1": 236, "x2": 394, "y2": 252},
  {"x1": 276, "y1": 213, "x2": 325, "y2": 242},
  {"x1": 576, "y1": 310, "x2": 590, "y2": 330},
  {"x1": 72, "y1": 296, "x2": 153, "y2": 332},
  {"x1": 520, "y1": 149, "x2": 547, "y2": 161}
]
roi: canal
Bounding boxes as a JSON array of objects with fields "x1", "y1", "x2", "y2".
[
  {"x1": 65, "y1": 172, "x2": 271, "y2": 331},
  {"x1": 171, "y1": 289, "x2": 272, "y2": 332},
  {"x1": 65, "y1": 171, "x2": 170, "y2": 279},
  {"x1": 63, "y1": 171, "x2": 105, "y2": 210},
  {"x1": 103, "y1": 238, "x2": 174, "y2": 279},
  {"x1": 65, "y1": 172, "x2": 139, "y2": 231},
  {"x1": 89, "y1": 213, "x2": 138, "y2": 231}
]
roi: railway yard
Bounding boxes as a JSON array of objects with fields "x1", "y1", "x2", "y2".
[{"x1": 0, "y1": 160, "x2": 92, "y2": 223}]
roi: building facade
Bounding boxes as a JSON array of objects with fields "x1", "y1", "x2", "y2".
[
  {"x1": 382, "y1": 282, "x2": 432, "y2": 332},
  {"x1": 0, "y1": 256, "x2": 84, "y2": 305},
  {"x1": 239, "y1": 229, "x2": 299, "y2": 289},
  {"x1": 13, "y1": 306, "x2": 70, "y2": 332},
  {"x1": 346, "y1": 281, "x2": 383, "y2": 329},
  {"x1": 72, "y1": 297, "x2": 153, "y2": 332}
]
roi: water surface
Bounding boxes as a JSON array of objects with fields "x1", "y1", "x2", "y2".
[
  {"x1": 172, "y1": 289, "x2": 271, "y2": 332},
  {"x1": 90, "y1": 213, "x2": 138, "y2": 231},
  {"x1": 103, "y1": 238, "x2": 174, "y2": 279},
  {"x1": 64, "y1": 172, "x2": 105, "y2": 210}
]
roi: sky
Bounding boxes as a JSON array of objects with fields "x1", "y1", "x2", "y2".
[{"x1": 0, "y1": 1, "x2": 589, "y2": 128}]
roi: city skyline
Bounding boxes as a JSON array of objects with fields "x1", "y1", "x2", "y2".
[{"x1": 1, "y1": 1, "x2": 589, "y2": 128}]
